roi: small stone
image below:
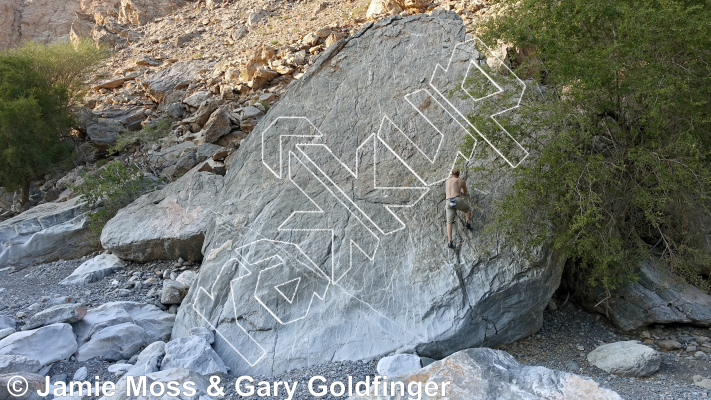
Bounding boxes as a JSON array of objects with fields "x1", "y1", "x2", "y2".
[
  {"x1": 161, "y1": 280, "x2": 188, "y2": 305},
  {"x1": 259, "y1": 93, "x2": 277, "y2": 102},
  {"x1": 242, "y1": 106, "x2": 263, "y2": 119},
  {"x1": 377, "y1": 354, "x2": 422, "y2": 377},
  {"x1": 108, "y1": 363, "x2": 133, "y2": 374},
  {"x1": 565, "y1": 360, "x2": 581, "y2": 371},
  {"x1": 232, "y1": 26, "x2": 248, "y2": 41},
  {"x1": 301, "y1": 32, "x2": 320, "y2": 47},
  {"x1": 694, "y1": 375, "x2": 711, "y2": 389},
  {"x1": 73, "y1": 366, "x2": 88, "y2": 381},
  {"x1": 657, "y1": 339, "x2": 682, "y2": 351}
]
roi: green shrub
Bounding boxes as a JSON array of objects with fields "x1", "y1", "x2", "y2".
[
  {"x1": 12, "y1": 39, "x2": 110, "y2": 100},
  {"x1": 74, "y1": 160, "x2": 155, "y2": 235},
  {"x1": 108, "y1": 119, "x2": 172, "y2": 155},
  {"x1": 475, "y1": 0, "x2": 711, "y2": 293}
]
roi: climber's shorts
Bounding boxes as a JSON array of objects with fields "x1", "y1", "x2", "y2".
[{"x1": 446, "y1": 196, "x2": 471, "y2": 224}]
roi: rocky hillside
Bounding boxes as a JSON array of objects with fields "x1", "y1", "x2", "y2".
[{"x1": 0, "y1": 0, "x2": 491, "y2": 216}]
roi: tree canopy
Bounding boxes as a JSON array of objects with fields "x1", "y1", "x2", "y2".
[
  {"x1": 0, "y1": 54, "x2": 73, "y2": 205},
  {"x1": 477, "y1": 0, "x2": 711, "y2": 292},
  {"x1": 0, "y1": 40, "x2": 108, "y2": 206}
]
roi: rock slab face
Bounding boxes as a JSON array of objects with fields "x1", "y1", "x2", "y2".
[
  {"x1": 0, "y1": 329, "x2": 15, "y2": 341},
  {"x1": 377, "y1": 354, "x2": 422, "y2": 378},
  {"x1": 0, "y1": 355, "x2": 41, "y2": 374},
  {"x1": 349, "y1": 348, "x2": 622, "y2": 400},
  {"x1": 577, "y1": 259, "x2": 711, "y2": 330},
  {"x1": 587, "y1": 341, "x2": 661, "y2": 377},
  {"x1": 77, "y1": 322, "x2": 146, "y2": 361},
  {"x1": 174, "y1": 12, "x2": 564, "y2": 376},
  {"x1": 101, "y1": 169, "x2": 224, "y2": 262},
  {"x1": 0, "y1": 0, "x2": 189, "y2": 50},
  {"x1": 60, "y1": 253, "x2": 125, "y2": 285},
  {"x1": 24, "y1": 303, "x2": 87, "y2": 330},
  {"x1": 0, "y1": 323, "x2": 78, "y2": 368},
  {"x1": 161, "y1": 335, "x2": 228, "y2": 375},
  {"x1": 97, "y1": 341, "x2": 166, "y2": 400},
  {"x1": 0, "y1": 316, "x2": 14, "y2": 330},
  {"x1": 0, "y1": 197, "x2": 94, "y2": 270},
  {"x1": 0, "y1": 373, "x2": 46, "y2": 400},
  {"x1": 72, "y1": 301, "x2": 174, "y2": 347}
]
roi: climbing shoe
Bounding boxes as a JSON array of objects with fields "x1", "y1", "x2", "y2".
[
  {"x1": 447, "y1": 241, "x2": 455, "y2": 249},
  {"x1": 465, "y1": 222, "x2": 472, "y2": 229}
]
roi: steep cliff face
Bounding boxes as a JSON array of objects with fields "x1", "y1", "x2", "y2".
[
  {"x1": 0, "y1": 0, "x2": 22, "y2": 49},
  {"x1": 0, "y1": 0, "x2": 190, "y2": 49}
]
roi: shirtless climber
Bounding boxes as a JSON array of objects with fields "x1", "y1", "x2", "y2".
[{"x1": 445, "y1": 169, "x2": 471, "y2": 249}]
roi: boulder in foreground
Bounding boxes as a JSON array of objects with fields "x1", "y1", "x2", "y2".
[
  {"x1": 72, "y1": 301, "x2": 174, "y2": 347},
  {"x1": 0, "y1": 198, "x2": 94, "y2": 270},
  {"x1": 161, "y1": 335, "x2": 228, "y2": 375},
  {"x1": 60, "y1": 253, "x2": 125, "y2": 285},
  {"x1": 0, "y1": 355, "x2": 41, "y2": 374},
  {"x1": 100, "y1": 169, "x2": 224, "y2": 262},
  {"x1": 349, "y1": 348, "x2": 622, "y2": 400},
  {"x1": 24, "y1": 303, "x2": 87, "y2": 330},
  {"x1": 587, "y1": 341, "x2": 660, "y2": 377},
  {"x1": 0, "y1": 323, "x2": 77, "y2": 368},
  {"x1": 0, "y1": 373, "x2": 46, "y2": 400},
  {"x1": 576, "y1": 259, "x2": 711, "y2": 330}
]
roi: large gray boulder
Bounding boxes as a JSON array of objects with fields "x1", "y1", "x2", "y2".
[
  {"x1": 587, "y1": 341, "x2": 660, "y2": 377},
  {"x1": 0, "y1": 373, "x2": 47, "y2": 400},
  {"x1": 0, "y1": 355, "x2": 41, "y2": 374},
  {"x1": 85, "y1": 107, "x2": 147, "y2": 147},
  {"x1": 24, "y1": 303, "x2": 87, "y2": 330},
  {"x1": 77, "y1": 322, "x2": 147, "y2": 361},
  {"x1": 100, "y1": 169, "x2": 224, "y2": 262},
  {"x1": 0, "y1": 197, "x2": 94, "y2": 270},
  {"x1": 348, "y1": 348, "x2": 622, "y2": 400},
  {"x1": 577, "y1": 259, "x2": 711, "y2": 330},
  {"x1": 173, "y1": 12, "x2": 563, "y2": 376},
  {"x1": 0, "y1": 316, "x2": 14, "y2": 330},
  {"x1": 161, "y1": 335, "x2": 228, "y2": 375},
  {"x1": 0, "y1": 323, "x2": 77, "y2": 368},
  {"x1": 97, "y1": 341, "x2": 166, "y2": 400},
  {"x1": 60, "y1": 253, "x2": 125, "y2": 285},
  {"x1": 72, "y1": 301, "x2": 174, "y2": 347},
  {"x1": 139, "y1": 61, "x2": 212, "y2": 104}
]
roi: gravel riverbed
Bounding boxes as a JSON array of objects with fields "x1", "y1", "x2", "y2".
[{"x1": 1, "y1": 257, "x2": 710, "y2": 400}]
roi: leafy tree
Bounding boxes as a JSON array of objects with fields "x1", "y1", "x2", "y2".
[
  {"x1": 474, "y1": 0, "x2": 711, "y2": 294},
  {"x1": 13, "y1": 39, "x2": 110, "y2": 100},
  {"x1": 0, "y1": 55, "x2": 73, "y2": 206},
  {"x1": 0, "y1": 40, "x2": 108, "y2": 206}
]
